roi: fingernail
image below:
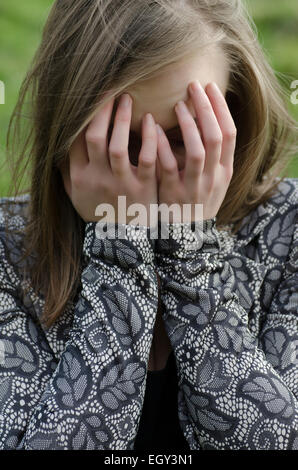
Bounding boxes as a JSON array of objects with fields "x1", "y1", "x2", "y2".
[
  {"x1": 176, "y1": 101, "x2": 187, "y2": 113},
  {"x1": 211, "y1": 82, "x2": 221, "y2": 94},
  {"x1": 190, "y1": 80, "x2": 201, "y2": 93},
  {"x1": 156, "y1": 124, "x2": 164, "y2": 136},
  {"x1": 121, "y1": 94, "x2": 131, "y2": 107},
  {"x1": 146, "y1": 113, "x2": 154, "y2": 126}
]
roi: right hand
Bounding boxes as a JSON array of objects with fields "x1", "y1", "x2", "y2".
[{"x1": 60, "y1": 93, "x2": 158, "y2": 225}]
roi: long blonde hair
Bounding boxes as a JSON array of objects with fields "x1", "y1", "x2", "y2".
[{"x1": 2, "y1": 0, "x2": 297, "y2": 328}]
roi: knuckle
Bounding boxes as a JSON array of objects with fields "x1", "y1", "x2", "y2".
[
  {"x1": 85, "y1": 131, "x2": 102, "y2": 144},
  {"x1": 207, "y1": 134, "x2": 223, "y2": 148},
  {"x1": 223, "y1": 126, "x2": 237, "y2": 140},
  {"x1": 139, "y1": 155, "x2": 154, "y2": 169},
  {"x1": 109, "y1": 145, "x2": 126, "y2": 159},
  {"x1": 189, "y1": 151, "x2": 205, "y2": 162},
  {"x1": 200, "y1": 101, "x2": 212, "y2": 113},
  {"x1": 164, "y1": 162, "x2": 178, "y2": 175}
]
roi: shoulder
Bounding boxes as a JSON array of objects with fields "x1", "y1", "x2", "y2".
[
  {"x1": 264, "y1": 176, "x2": 297, "y2": 247},
  {"x1": 227, "y1": 177, "x2": 297, "y2": 280},
  {"x1": 0, "y1": 193, "x2": 31, "y2": 284},
  {"x1": 267, "y1": 177, "x2": 298, "y2": 209},
  {"x1": 262, "y1": 177, "x2": 297, "y2": 273},
  {"x1": 263, "y1": 177, "x2": 297, "y2": 248},
  {"x1": 235, "y1": 177, "x2": 297, "y2": 244},
  {"x1": 0, "y1": 193, "x2": 31, "y2": 230}
]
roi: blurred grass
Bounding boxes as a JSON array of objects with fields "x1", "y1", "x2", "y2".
[
  {"x1": 0, "y1": 0, "x2": 297, "y2": 196},
  {"x1": 0, "y1": 0, "x2": 53, "y2": 196}
]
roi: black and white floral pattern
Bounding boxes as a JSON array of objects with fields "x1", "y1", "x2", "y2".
[{"x1": 0, "y1": 177, "x2": 297, "y2": 450}]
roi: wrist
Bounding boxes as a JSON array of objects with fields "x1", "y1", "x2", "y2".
[
  {"x1": 83, "y1": 221, "x2": 157, "y2": 267},
  {"x1": 155, "y1": 216, "x2": 220, "y2": 258}
]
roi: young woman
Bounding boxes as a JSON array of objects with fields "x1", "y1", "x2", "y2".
[{"x1": 0, "y1": 0, "x2": 297, "y2": 450}]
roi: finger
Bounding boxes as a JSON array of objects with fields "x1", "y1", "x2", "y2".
[
  {"x1": 205, "y1": 82, "x2": 237, "y2": 170},
  {"x1": 70, "y1": 130, "x2": 89, "y2": 169},
  {"x1": 188, "y1": 80, "x2": 223, "y2": 175},
  {"x1": 156, "y1": 155, "x2": 162, "y2": 184},
  {"x1": 174, "y1": 100, "x2": 205, "y2": 184},
  {"x1": 67, "y1": 131, "x2": 89, "y2": 189},
  {"x1": 108, "y1": 93, "x2": 133, "y2": 177},
  {"x1": 156, "y1": 125, "x2": 179, "y2": 185},
  {"x1": 137, "y1": 113, "x2": 158, "y2": 181},
  {"x1": 85, "y1": 95, "x2": 115, "y2": 172}
]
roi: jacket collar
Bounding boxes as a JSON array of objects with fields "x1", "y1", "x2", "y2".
[
  {"x1": 232, "y1": 198, "x2": 278, "y2": 248},
  {"x1": 220, "y1": 179, "x2": 283, "y2": 250},
  {"x1": 215, "y1": 185, "x2": 287, "y2": 315}
]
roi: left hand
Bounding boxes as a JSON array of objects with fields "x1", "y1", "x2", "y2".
[{"x1": 155, "y1": 80, "x2": 237, "y2": 222}]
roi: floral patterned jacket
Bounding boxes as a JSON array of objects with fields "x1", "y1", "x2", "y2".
[{"x1": 0, "y1": 177, "x2": 297, "y2": 450}]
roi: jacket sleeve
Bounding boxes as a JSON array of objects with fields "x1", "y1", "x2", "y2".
[
  {"x1": 0, "y1": 222, "x2": 158, "y2": 450},
  {"x1": 155, "y1": 216, "x2": 298, "y2": 450}
]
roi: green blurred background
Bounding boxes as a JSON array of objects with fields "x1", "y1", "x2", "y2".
[{"x1": 0, "y1": 0, "x2": 297, "y2": 197}]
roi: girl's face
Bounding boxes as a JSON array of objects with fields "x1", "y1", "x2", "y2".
[{"x1": 113, "y1": 46, "x2": 230, "y2": 170}]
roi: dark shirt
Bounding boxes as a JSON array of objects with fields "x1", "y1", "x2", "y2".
[{"x1": 134, "y1": 350, "x2": 189, "y2": 451}]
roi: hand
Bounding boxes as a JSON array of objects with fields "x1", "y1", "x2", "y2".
[
  {"x1": 155, "y1": 81, "x2": 237, "y2": 222},
  {"x1": 60, "y1": 93, "x2": 158, "y2": 225}
]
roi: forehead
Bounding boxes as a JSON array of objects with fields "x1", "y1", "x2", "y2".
[{"x1": 118, "y1": 47, "x2": 229, "y2": 135}]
